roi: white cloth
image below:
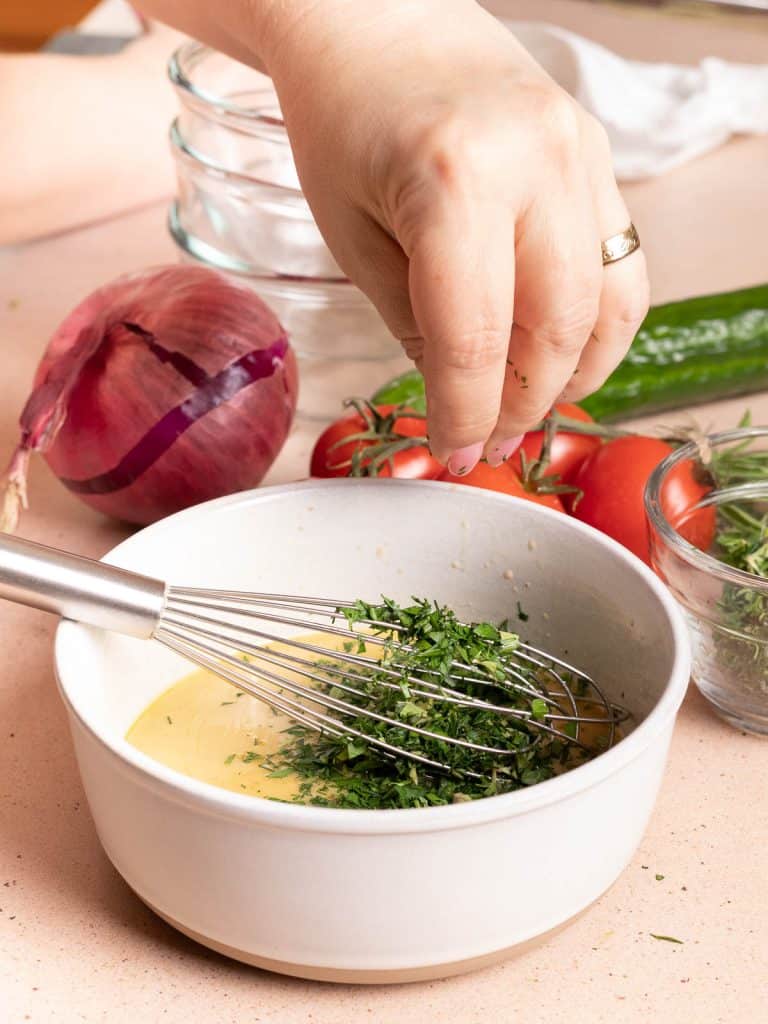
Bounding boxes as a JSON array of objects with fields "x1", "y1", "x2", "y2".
[{"x1": 507, "y1": 21, "x2": 768, "y2": 180}]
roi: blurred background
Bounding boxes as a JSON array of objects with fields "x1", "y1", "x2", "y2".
[
  {"x1": 2, "y1": 1, "x2": 96, "y2": 51},
  {"x1": 2, "y1": 0, "x2": 767, "y2": 52}
]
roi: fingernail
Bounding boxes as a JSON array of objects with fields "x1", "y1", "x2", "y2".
[
  {"x1": 446, "y1": 442, "x2": 484, "y2": 477},
  {"x1": 486, "y1": 435, "x2": 524, "y2": 468}
]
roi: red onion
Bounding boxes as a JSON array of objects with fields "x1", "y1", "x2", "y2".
[{"x1": 1, "y1": 265, "x2": 298, "y2": 529}]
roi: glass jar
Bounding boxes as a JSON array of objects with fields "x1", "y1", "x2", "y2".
[
  {"x1": 167, "y1": 42, "x2": 408, "y2": 420},
  {"x1": 645, "y1": 427, "x2": 768, "y2": 735}
]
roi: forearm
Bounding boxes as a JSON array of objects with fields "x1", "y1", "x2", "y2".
[
  {"x1": 135, "y1": 0, "x2": 269, "y2": 69},
  {"x1": 0, "y1": 27, "x2": 181, "y2": 246},
  {"x1": 133, "y1": 1, "x2": 462, "y2": 76}
]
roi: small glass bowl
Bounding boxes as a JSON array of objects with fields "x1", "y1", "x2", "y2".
[
  {"x1": 167, "y1": 42, "x2": 407, "y2": 419},
  {"x1": 168, "y1": 42, "x2": 341, "y2": 281},
  {"x1": 171, "y1": 217, "x2": 408, "y2": 421},
  {"x1": 645, "y1": 427, "x2": 768, "y2": 735}
]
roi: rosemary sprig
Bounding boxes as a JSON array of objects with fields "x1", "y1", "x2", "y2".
[
  {"x1": 710, "y1": 501, "x2": 768, "y2": 690},
  {"x1": 701, "y1": 414, "x2": 768, "y2": 694}
]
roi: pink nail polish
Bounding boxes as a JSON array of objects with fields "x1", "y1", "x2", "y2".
[
  {"x1": 446, "y1": 442, "x2": 484, "y2": 477},
  {"x1": 486, "y1": 435, "x2": 524, "y2": 468}
]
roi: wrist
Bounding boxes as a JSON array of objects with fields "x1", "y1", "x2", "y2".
[{"x1": 251, "y1": 0, "x2": 475, "y2": 77}]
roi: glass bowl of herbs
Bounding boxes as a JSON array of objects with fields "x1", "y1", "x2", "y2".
[{"x1": 646, "y1": 426, "x2": 768, "y2": 735}]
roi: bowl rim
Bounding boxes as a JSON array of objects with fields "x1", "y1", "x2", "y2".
[
  {"x1": 55, "y1": 479, "x2": 691, "y2": 835},
  {"x1": 168, "y1": 41, "x2": 288, "y2": 140},
  {"x1": 644, "y1": 426, "x2": 768, "y2": 595}
]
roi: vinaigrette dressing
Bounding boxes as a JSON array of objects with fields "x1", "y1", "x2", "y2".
[
  {"x1": 127, "y1": 632, "x2": 350, "y2": 802},
  {"x1": 127, "y1": 631, "x2": 619, "y2": 806}
]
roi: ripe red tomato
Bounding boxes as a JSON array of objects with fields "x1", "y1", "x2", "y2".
[
  {"x1": 657, "y1": 459, "x2": 717, "y2": 554},
  {"x1": 510, "y1": 402, "x2": 600, "y2": 484},
  {"x1": 571, "y1": 436, "x2": 714, "y2": 564},
  {"x1": 310, "y1": 405, "x2": 441, "y2": 479},
  {"x1": 439, "y1": 463, "x2": 565, "y2": 512}
]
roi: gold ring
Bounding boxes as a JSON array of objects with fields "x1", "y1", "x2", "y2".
[{"x1": 601, "y1": 224, "x2": 640, "y2": 266}]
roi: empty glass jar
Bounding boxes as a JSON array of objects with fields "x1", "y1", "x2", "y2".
[{"x1": 168, "y1": 42, "x2": 408, "y2": 420}]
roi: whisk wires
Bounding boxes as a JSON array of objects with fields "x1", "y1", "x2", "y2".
[{"x1": 153, "y1": 590, "x2": 628, "y2": 779}]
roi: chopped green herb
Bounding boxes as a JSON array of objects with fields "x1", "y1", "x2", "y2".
[
  {"x1": 706, "y1": 434, "x2": 768, "y2": 694},
  {"x1": 166, "y1": 715, "x2": 173, "y2": 726},
  {"x1": 655, "y1": 874, "x2": 665, "y2": 881},
  {"x1": 224, "y1": 754, "x2": 236, "y2": 766},
  {"x1": 220, "y1": 701, "x2": 235, "y2": 706},
  {"x1": 516, "y1": 601, "x2": 529, "y2": 622},
  {"x1": 499, "y1": 630, "x2": 519, "y2": 650},
  {"x1": 530, "y1": 698, "x2": 548, "y2": 720},
  {"x1": 650, "y1": 933, "x2": 683, "y2": 944},
  {"x1": 248, "y1": 596, "x2": 615, "y2": 810}
]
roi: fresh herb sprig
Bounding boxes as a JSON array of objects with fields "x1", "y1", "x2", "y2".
[
  {"x1": 710, "y1": 498, "x2": 768, "y2": 694},
  {"x1": 693, "y1": 415, "x2": 768, "y2": 694}
]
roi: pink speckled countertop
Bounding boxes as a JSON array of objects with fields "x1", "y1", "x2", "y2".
[{"x1": 1, "y1": 3, "x2": 767, "y2": 1022}]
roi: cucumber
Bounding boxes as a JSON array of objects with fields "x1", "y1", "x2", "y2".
[
  {"x1": 371, "y1": 283, "x2": 768, "y2": 422},
  {"x1": 582, "y1": 283, "x2": 768, "y2": 421},
  {"x1": 372, "y1": 368, "x2": 427, "y2": 415}
]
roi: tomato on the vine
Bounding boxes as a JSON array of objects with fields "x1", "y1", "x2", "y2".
[
  {"x1": 510, "y1": 402, "x2": 600, "y2": 484},
  {"x1": 439, "y1": 462, "x2": 565, "y2": 512},
  {"x1": 571, "y1": 435, "x2": 714, "y2": 564},
  {"x1": 310, "y1": 404, "x2": 441, "y2": 479}
]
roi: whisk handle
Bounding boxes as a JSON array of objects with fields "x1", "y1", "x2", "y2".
[{"x1": 0, "y1": 534, "x2": 165, "y2": 638}]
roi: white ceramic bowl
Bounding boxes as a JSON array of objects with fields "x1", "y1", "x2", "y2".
[{"x1": 54, "y1": 480, "x2": 690, "y2": 983}]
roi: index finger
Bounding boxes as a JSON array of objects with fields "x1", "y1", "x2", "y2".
[{"x1": 408, "y1": 210, "x2": 516, "y2": 475}]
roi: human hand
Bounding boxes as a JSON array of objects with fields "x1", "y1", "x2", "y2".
[{"x1": 254, "y1": 0, "x2": 648, "y2": 472}]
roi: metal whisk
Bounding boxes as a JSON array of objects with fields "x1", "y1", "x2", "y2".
[{"x1": 0, "y1": 534, "x2": 626, "y2": 775}]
